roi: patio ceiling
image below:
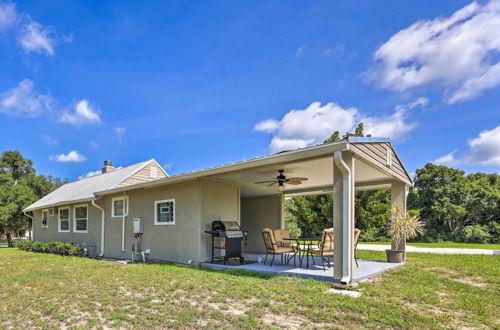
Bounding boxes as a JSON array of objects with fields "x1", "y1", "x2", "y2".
[{"x1": 214, "y1": 154, "x2": 395, "y2": 198}]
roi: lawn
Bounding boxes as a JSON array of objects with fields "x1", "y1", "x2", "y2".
[
  {"x1": 0, "y1": 249, "x2": 498, "y2": 328},
  {"x1": 359, "y1": 241, "x2": 500, "y2": 250}
]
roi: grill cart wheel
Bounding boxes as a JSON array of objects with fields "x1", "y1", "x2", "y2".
[{"x1": 239, "y1": 257, "x2": 244, "y2": 264}]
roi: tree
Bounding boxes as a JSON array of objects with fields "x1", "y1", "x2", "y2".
[
  {"x1": 286, "y1": 123, "x2": 387, "y2": 239},
  {"x1": 0, "y1": 151, "x2": 61, "y2": 246}
]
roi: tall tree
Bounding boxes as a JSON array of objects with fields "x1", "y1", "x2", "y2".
[{"x1": 0, "y1": 151, "x2": 61, "y2": 246}]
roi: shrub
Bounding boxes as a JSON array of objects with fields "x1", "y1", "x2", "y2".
[
  {"x1": 487, "y1": 222, "x2": 500, "y2": 244},
  {"x1": 458, "y1": 225, "x2": 491, "y2": 243},
  {"x1": 16, "y1": 240, "x2": 85, "y2": 257}
]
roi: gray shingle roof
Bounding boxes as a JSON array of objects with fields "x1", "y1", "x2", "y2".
[{"x1": 24, "y1": 159, "x2": 154, "y2": 211}]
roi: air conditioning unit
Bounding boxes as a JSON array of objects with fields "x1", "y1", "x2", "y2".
[{"x1": 133, "y1": 218, "x2": 143, "y2": 234}]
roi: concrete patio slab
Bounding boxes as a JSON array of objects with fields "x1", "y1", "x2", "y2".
[{"x1": 201, "y1": 253, "x2": 404, "y2": 283}]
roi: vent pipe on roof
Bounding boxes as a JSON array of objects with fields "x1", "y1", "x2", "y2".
[{"x1": 102, "y1": 160, "x2": 115, "y2": 174}]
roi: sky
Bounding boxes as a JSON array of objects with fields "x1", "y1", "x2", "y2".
[{"x1": 0, "y1": 0, "x2": 499, "y2": 181}]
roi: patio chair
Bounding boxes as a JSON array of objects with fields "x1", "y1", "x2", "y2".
[
  {"x1": 309, "y1": 228, "x2": 334, "y2": 271},
  {"x1": 262, "y1": 228, "x2": 294, "y2": 267}
]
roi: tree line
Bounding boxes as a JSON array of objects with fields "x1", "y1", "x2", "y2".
[
  {"x1": 285, "y1": 124, "x2": 499, "y2": 244},
  {"x1": 0, "y1": 151, "x2": 66, "y2": 246}
]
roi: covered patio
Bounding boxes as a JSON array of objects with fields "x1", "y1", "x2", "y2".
[{"x1": 202, "y1": 137, "x2": 412, "y2": 285}]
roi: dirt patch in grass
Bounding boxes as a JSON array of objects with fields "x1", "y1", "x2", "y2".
[{"x1": 452, "y1": 277, "x2": 487, "y2": 288}]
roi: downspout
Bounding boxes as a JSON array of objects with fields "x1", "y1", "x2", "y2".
[
  {"x1": 23, "y1": 211, "x2": 34, "y2": 241},
  {"x1": 333, "y1": 151, "x2": 353, "y2": 285},
  {"x1": 91, "y1": 198, "x2": 105, "y2": 257},
  {"x1": 121, "y1": 192, "x2": 126, "y2": 252}
]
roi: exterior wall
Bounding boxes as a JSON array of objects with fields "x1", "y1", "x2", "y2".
[
  {"x1": 240, "y1": 195, "x2": 281, "y2": 254},
  {"x1": 116, "y1": 162, "x2": 167, "y2": 188},
  {"x1": 100, "y1": 179, "x2": 202, "y2": 264},
  {"x1": 32, "y1": 202, "x2": 103, "y2": 254},
  {"x1": 350, "y1": 142, "x2": 411, "y2": 185},
  {"x1": 200, "y1": 180, "x2": 240, "y2": 262}
]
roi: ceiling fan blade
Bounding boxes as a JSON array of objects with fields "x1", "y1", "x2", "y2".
[
  {"x1": 285, "y1": 181, "x2": 302, "y2": 185},
  {"x1": 255, "y1": 180, "x2": 276, "y2": 184},
  {"x1": 287, "y1": 177, "x2": 308, "y2": 182},
  {"x1": 268, "y1": 182, "x2": 277, "y2": 187}
]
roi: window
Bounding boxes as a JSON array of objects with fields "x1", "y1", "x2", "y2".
[
  {"x1": 73, "y1": 204, "x2": 88, "y2": 233},
  {"x1": 112, "y1": 196, "x2": 128, "y2": 217},
  {"x1": 58, "y1": 207, "x2": 70, "y2": 232},
  {"x1": 150, "y1": 166, "x2": 158, "y2": 178},
  {"x1": 155, "y1": 199, "x2": 175, "y2": 225},
  {"x1": 386, "y1": 148, "x2": 393, "y2": 167},
  {"x1": 41, "y1": 209, "x2": 49, "y2": 228},
  {"x1": 49, "y1": 207, "x2": 57, "y2": 216}
]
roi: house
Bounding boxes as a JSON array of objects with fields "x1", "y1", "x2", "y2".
[{"x1": 24, "y1": 137, "x2": 412, "y2": 284}]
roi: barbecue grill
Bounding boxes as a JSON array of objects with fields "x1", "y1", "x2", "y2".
[{"x1": 205, "y1": 220, "x2": 248, "y2": 264}]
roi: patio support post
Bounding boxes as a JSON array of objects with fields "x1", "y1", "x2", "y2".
[
  {"x1": 391, "y1": 181, "x2": 408, "y2": 255},
  {"x1": 333, "y1": 151, "x2": 355, "y2": 284}
]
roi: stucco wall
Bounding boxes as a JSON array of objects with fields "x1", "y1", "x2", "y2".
[
  {"x1": 240, "y1": 195, "x2": 281, "y2": 253},
  {"x1": 200, "y1": 180, "x2": 240, "y2": 262},
  {"x1": 32, "y1": 203, "x2": 103, "y2": 254},
  {"x1": 100, "y1": 180, "x2": 202, "y2": 263}
]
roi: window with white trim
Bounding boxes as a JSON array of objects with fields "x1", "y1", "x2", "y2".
[
  {"x1": 112, "y1": 196, "x2": 128, "y2": 217},
  {"x1": 154, "y1": 199, "x2": 175, "y2": 225},
  {"x1": 58, "y1": 207, "x2": 70, "y2": 232},
  {"x1": 73, "y1": 205, "x2": 88, "y2": 233},
  {"x1": 41, "y1": 209, "x2": 49, "y2": 228},
  {"x1": 150, "y1": 166, "x2": 158, "y2": 178}
]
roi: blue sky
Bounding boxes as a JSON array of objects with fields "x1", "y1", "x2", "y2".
[{"x1": 0, "y1": 0, "x2": 499, "y2": 181}]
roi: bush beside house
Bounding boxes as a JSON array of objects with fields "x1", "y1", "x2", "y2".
[{"x1": 16, "y1": 240, "x2": 84, "y2": 256}]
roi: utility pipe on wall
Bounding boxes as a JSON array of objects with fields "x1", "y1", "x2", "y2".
[
  {"x1": 333, "y1": 151, "x2": 353, "y2": 285},
  {"x1": 91, "y1": 198, "x2": 105, "y2": 257},
  {"x1": 121, "y1": 192, "x2": 126, "y2": 252}
]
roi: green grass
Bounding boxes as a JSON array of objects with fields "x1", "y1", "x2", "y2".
[
  {"x1": 359, "y1": 241, "x2": 500, "y2": 250},
  {"x1": 0, "y1": 249, "x2": 498, "y2": 328}
]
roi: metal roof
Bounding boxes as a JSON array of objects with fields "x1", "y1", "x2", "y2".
[{"x1": 24, "y1": 159, "x2": 155, "y2": 211}]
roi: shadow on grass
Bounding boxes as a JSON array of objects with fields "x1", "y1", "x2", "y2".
[{"x1": 196, "y1": 265, "x2": 278, "y2": 280}]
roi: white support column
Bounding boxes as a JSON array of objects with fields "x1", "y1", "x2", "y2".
[
  {"x1": 391, "y1": 181, "x2": 408, "y2": 253},
  {"x1": 333, "y1": 151, "x2": 355, "y2": 284}
]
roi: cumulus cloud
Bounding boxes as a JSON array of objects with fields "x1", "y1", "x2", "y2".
[
  {"x1": 18, "y1": 21, "x2": 55, "y2": 56},
  {"x1": 59, "y1": 99, "x2": 101, "y2": 125},
  {"x1": 50, "y1": 150, "x2": 86, "y2": 163},
  {"x1": 433, "y1": 151, "x2": 459, "y2": 166},
  {"x1": 433, "y1": 126, "x2": 500, "y2": 167},
  {"x1": 42, "y1": 134, "x2": 58, "y2": 145},
  {"x1": 0, "y1": 79, "x2": 53, "y2": 117},
  {"x1": 463, "y1": 126, "x2": 500, "y2": 166},
  {"x1": 367, "y1": 0, "x2": 500, "y2": 103},
  {"x1": 254, "y1": 99, "x2": 424, "y2": 153},
  {"x1": 0, "y1": 2, "x2": 17, "y2": 31},
  {"x1": 78, "y1": 170, "x2": 102, "y2": 180}
]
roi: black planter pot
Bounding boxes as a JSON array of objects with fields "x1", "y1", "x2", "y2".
[{"x1": 386, "y1": 249, "x2": 405, "y2": 263}]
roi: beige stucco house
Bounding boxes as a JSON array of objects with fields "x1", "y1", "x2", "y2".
[{"x1": 24, "y1": 137, "x2": 412, "y2": 284}]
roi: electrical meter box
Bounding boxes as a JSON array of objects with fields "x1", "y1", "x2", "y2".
[{"x1": 133, "y1": 218, "x2": 143, "y2": 234}]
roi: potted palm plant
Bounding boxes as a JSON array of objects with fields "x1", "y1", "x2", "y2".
[{"x1": 386, "y1": 204, "x2": 425, "y2": 263}]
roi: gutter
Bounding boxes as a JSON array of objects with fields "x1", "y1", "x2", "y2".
[
  {"x1": 333, "y1": 151, "x2": 353, "y2": 285},
  {"x1": 23, "y1": 211, "x2": 34, "y2": 241},
  {"x1": 91, "y1": 198, "x2": 106, "y2": 257}
]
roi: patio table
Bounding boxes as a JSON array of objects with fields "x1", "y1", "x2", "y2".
[{"x1": 283, "y1": 237, "x2": 319, "y2": 268}]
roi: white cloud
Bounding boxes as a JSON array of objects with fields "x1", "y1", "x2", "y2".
[
  {"x1": 163, "y1": 162, "x2": 173, "y2": 170},
  {"x1": 78, "y1": 169, "x2": 102, "y2": 180},
  {"x1": 0, "y1": 2, "x2": 17, "y2": 31},
  {"x1": 254, "y1": 119, "x2": 280, "y2": 133},
  {"x1": 433, "y1": 151, "x2": 459, "y2": 166},
  {"x1": 254, "y1": 100, "x2": 423, "y2": 153},
  {"x1": 433, "y1": 126, "x2": 500, "y2": 167},
  {"x1": 50, "y1": 150, "x2": 86, "y2": 163},
  {"x1": 114, "y1": 127, "x2": 126, "y2": 143},
  {"x1": 18, "y1": 21, "x2": 55, "y2": 56},
  {"x1": 42, "y1": 134, "x2": 58, "y2": 145},
  {"x1": 367, "y1": 0, "x2": 500, "y2": 103},
  {"x1": 59, "y1": 99, "x2": 101, "y2": 125},
  {"x1": 463, "y1": 126, "x2": 500, "y2": 166},
  {"x1": 0, "y1": 79, "x2": 53, "y2": 117}
]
